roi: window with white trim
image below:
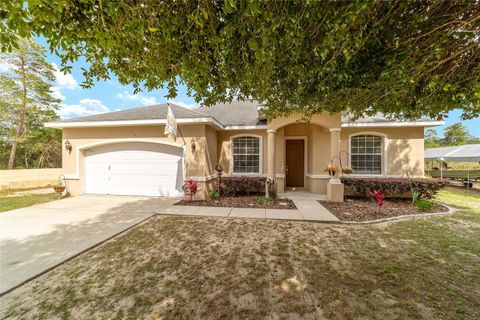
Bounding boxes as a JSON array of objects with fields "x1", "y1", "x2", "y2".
[
  {"x1": 233, "y1": 136, "x2": 260, "y2": 173},
  {"x1": 350, "y1": 135, "x2": 382, "y2": 174}
]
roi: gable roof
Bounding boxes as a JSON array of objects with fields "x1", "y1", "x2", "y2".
[
  {"x1": 46, "y1": 100, "x2": 444, "y2": 129},
  {"x1": 197, "y1": 100, "x2": 266, "y2": 126},
  {"x1": 59, "y1": 103, "x2": 207, "y2": 122}
]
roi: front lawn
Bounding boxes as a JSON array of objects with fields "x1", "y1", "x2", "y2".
[
  {"x1": 0, "y1": 192, "x2": 62, "y2": 213},
  {"x1": 1, "y1": 188, "x2": 479, "y2": 319}
]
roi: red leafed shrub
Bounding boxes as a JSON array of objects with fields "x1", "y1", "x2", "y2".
[
  {"x1": 341, "y1": 177, "x2": 448, "y2": 200},
  {"x1": 183, "y1": 179, "x2": 199, "y2": 201},
  {"x1": 369, "y1": 188, "x2": 385, "y2": 207},
  {"x1": 218, "y1": 176, "x2": 265, "y2": 196}
]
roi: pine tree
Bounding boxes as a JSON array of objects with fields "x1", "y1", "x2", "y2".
[{"x1": 0, "y1": 38, "x2": 60, "y2": 169}]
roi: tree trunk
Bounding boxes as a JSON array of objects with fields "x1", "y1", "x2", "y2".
[
  {"x1": 7, "y1": 141, "x2": 19, "y2": 169},
  {"x1": 7, "y1": 56, "x2": 27, "y2": 169}
]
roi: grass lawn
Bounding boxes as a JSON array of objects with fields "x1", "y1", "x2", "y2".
[
  {"x1": 0, "y1": 192, "x2": 62, "y2": 213},
  {"x1": 1, "y1": 187, "x2": 479, "y2": 319}
]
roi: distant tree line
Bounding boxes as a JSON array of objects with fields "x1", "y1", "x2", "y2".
[
  {"x1": 425, "y1": 123, "x2": 480, "y2": 149},
  {"x1": 0, "y1": 38, "x2": 61, "y2": 169}
]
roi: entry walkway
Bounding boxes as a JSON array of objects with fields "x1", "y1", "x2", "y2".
[{"x1": 161, "y1": 192, "x2": 339, "y2": 222}]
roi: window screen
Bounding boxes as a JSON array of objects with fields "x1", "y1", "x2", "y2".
[
  {"x1": 351, "y1": 135, "x2": 382, "y2": 174},
  {"x1": 233, "y1": 136, "x2": 260, "y2": 173}
]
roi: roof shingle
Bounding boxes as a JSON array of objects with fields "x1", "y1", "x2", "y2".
[{"x1": 62, "y1": 103, "x2": 208, "y2": 122}]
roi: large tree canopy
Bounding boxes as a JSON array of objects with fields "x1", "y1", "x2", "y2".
[{"x1": 1, "y1": 0, "x2": 479, "y2": 120}]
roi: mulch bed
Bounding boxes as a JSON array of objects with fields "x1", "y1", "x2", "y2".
[
  {"x1": 175, "y1": 196, "x2": 297, "y2": 209},
  {"x1": 319, "y1": 197, "x2": 449, "y2": 222}
]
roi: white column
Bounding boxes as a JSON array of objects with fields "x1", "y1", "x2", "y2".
[
  {"x1": 327, "y1": 128, "x2": 344, "y2": 202},
  {"x1": 329, "y1": 128, "x2": 341, "y2": 182},
  {"x1": 267, "y1": 129, "x2": 276, "y2": 179}
]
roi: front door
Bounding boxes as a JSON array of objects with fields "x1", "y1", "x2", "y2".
[{"x1": 285, "y1": 139, "x2": 305, "y2": 188}]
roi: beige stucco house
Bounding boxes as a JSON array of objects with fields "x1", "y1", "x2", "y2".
[{"x1": 46, "y1": 100, "x2": 443, "y2": 201}]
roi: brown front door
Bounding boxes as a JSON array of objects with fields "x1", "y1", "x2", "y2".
[{"x1": 286, "y1": 139, "x2": 305, "y2": 187}]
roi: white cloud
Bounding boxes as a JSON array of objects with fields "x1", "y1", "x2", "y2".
[
  {"x1": 51, "y1": 86, "x2": 65, "y2": 101},
  {"x1": 51, "y1": 63, "x2": 78, "y2": 89},
  {"x1": 117, "y1": 90, "x2": 158, "y2": 106},
  {"x1": 167, "y1": 100, "x2": 198, "y2": 109},
  {"x1": 50, "y1": 63, "x2": 79, "y2": 103},
  {"x1": 59, "y1": 98, "x2": 110, "y2": 119},
  {"x1": 0, "y1": 62, "x2": 14, "y2": 72},
  {"x1": 140, "y1": 96, "x2": 158, "y2": 105}
]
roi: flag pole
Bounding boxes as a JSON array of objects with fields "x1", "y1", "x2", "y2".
[{"x1": 177, "y1": 123, "x2": 187, "y2": 146}]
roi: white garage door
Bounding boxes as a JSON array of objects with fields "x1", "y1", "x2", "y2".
[{"x1": 85, "y1": 142, "x2": 184, "y2": 197}]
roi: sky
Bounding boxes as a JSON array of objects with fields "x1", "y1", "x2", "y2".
[
  {"x1": 31, "y1": 37, "x2": 480, "y2": 138},
  {"x1": 35, "y1": 37, "x2": 198, "y2": 120}
]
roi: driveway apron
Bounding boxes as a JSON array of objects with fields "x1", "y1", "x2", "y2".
[{"x1": 0, "y1": 195, "x2": 176, "y2": 295}]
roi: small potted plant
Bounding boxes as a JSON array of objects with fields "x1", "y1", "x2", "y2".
[
  {"x1": 52, "y1": 179, "x2": 65, "y2": 194},
  {"x1": 342, "y1": 166, "x2": 353, "y2": 174},
  {"x1": 324, "y1": 164, "x2": 338, "y2": 176}
]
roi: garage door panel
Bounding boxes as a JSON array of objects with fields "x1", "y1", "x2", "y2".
[{"x1": 85, "y1": 142, "x2": 184, "y2": 197}]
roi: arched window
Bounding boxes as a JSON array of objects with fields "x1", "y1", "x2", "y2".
[
  {"x1": 232, "y1": 136, "x2": 261, "y2": 173},
  {"x1": 350, "y1": 135, "x2": 383, "y2": 174}
]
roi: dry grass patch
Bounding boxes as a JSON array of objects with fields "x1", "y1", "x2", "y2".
[{"x1": 1, "y1": 189, "x2": 479, "y2": 319}]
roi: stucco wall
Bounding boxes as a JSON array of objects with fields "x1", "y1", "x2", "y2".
[
  {"x1": 204, "y1": 125, "x2": 218, "y2": 177},
  {"x1": 278, "y1": 123, "x2": 331, "y2": 176},
  {"x1": 276, "y1": 123, "x2": 331, "y2": 193},
  {"x1": 340, "y1": 127, "x2": 425, "y2": 176},
  {"x1": 61, "y1": 124, "x2": 209, "y2": 195},
  {"x1": 58, "y1": 119, "x2": 426, "y2": 197},
  {"x1": 217, "y1": 130, "x2": 268, "y2": 174},
  {"x1": 268, "y1": 112, "x2": 341, "y2": 130}
]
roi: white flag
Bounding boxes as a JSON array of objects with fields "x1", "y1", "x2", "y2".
[{"x1": 164, "y1": 105, "x2": 177, "y2": 141}]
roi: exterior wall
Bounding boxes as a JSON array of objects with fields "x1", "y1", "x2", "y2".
[
  {"x1": 305, "y1": 176, "x2": 328, "y2": 194},
  {"x1": 204, "y1": 125, "x2": 218, "y2": 177},
  {"x1": 268, "y1": 112, "x2": 341, "y2": 130},
  {"x1": 276, "y1": 123, "x2": 331, "y2": 194},
  {"x1": 61, "y1": 124, "x2": 211, "y2": 198},
  {"x1": 340, "y1": 127, "x2": 425, "y2": 177},
  {"x1": 217, "y1": 130, "x2": 268, "y2": 175},
  {"x1": 267, "y1": 112, "x2": 341, "y2": 194},
  {"x1": 58, "y1": 113, "x2": 426, "y2": 199}
]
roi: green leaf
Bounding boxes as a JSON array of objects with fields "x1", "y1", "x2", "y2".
[{"x1": 248, "y1": 38, "x2": 259, "y2": 50}]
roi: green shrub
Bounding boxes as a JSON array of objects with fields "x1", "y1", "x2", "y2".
[
  {"x1": 218, "y1": 176, "x2": 265, "y2": 196},
  {"x1": 414, "y1": 199, "x2": 435, "y2": 211},
  {"x1": 341, "y1": 177, "x2": 448, "y2": 200},
  {"x1": 209, "y1": 190, "x2": 220, "y2": 200}
]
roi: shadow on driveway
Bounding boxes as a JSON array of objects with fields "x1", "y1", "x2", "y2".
[{"x1": 0, "y1": 195, "x2": 176, "y2": 295}]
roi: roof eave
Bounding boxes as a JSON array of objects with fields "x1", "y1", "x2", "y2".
[
  {"x1": 341, "y1": 120, "x2": 445, "y2": 128},
  {"x1": 45, "y1": 117, "x2": 224, "y2": 130}
]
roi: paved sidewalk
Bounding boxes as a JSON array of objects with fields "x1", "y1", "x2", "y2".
[
  {"x1": 160, "y1": 197, "x2": 339, "y2": 222},
  {"x1": 291, "y1": 199, "x2": 339, "y2": 222}
]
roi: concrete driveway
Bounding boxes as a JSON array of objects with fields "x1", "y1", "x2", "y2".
[{"x1": 0, "y1": 195, "x2": 176, "y2": 295}]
